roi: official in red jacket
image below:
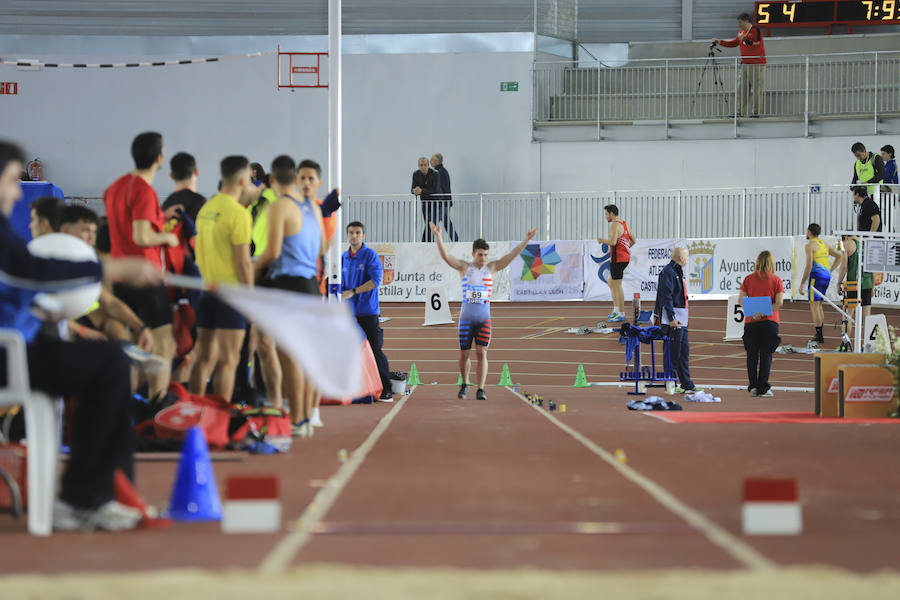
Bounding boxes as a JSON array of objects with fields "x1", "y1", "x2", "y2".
[{"x1": 714, "y1": 12, "x2": 766, "y2": 118}]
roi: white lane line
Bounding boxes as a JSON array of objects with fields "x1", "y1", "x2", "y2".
[
  {"x1": 258, "y1": 388, "x2": 415, "y2": 574},
  {"x1": 507, "y1": 388, "x2": 775, "y2": 571},
  {"x1": 641, "y1": 412, "x2": 677, "y2": 423}
]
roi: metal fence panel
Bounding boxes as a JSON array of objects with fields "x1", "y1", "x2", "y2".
[{"x1": 534, "y1": 51, "x2": 900, "y2": 124}]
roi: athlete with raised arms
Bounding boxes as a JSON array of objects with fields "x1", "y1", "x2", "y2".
[{"x1": 430, "y1": 221, "x2": 537, "y2": 400}]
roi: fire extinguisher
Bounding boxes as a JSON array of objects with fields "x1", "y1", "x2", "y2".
[{"x1": 26, "y1": 158, "x2": 43, "y2": 181}]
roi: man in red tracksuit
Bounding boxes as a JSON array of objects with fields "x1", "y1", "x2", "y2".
[{"x1": 714, "y1": 13, "x2": 766, "y2": 118}]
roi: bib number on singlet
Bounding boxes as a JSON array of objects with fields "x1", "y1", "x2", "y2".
[{"x1": 466, "y1": 285, "x2": 490, "y2": 304}]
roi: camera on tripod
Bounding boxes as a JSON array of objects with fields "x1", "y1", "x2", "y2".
[{"x1": 708, "y1": 41, "x2": 721, "y2": 53}]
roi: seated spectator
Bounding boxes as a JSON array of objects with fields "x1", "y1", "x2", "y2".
[
  {"x1": 29, "y1": 195, "x2": 63, "y2": 239},
  {"x1": 1, "y1": 139, "x2": 163, "y2": 531},
  {"x1": 58, "y1": 205, "x2": 154, "y2": 353}
]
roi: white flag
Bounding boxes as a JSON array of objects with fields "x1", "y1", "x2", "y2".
[{"x1": 213, "y1": 283, "x2": 363, "y2": 399}]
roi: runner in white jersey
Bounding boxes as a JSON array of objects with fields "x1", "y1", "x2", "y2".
[{"x1": 430, "y1": 221, "x2": 538, "y2": 400}]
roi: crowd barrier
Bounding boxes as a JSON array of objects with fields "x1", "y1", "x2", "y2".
[
  {"x1": 344, "y1": 185, "x2": 898, "y2": 244},
  {"x1": 370, "y1": 235, "x2": 900, "y2": 307}
]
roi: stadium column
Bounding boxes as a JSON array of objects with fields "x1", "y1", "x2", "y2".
[{"x1": 327, "y1": 0, "x2": 343, "y2": 299}]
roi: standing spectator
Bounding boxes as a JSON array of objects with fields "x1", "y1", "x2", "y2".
[
  {"x1": 430, "y1": 153, "x2": 458, "y2": 241},
  {"x1": 163, "y1": 152, "x2": 206, "y2": 223},
  {"x1": 739, "y1": 250, "x2": 784, "y2": 397},
  {"x1": 190, "y1": 156, "x2": 254, "y2": 403},
  {"x1": 103, "y1": 132, "x2": 181, "y2": 406},
  {"x1": 254, "y1": 155, "x2": 327, "y2": 438},
  {"x1": 837, "y1": 234, "x2": 872, "y2": 344},
  {"x1": 853, "y1": 185, "x2": 882, "y2": 232},
  {"x1": 412, "y1": 157, "x2": 441, "y2": 242},
  {"x1": 881, "y1": 145, "x2": 897, "y2": 186},
  {"x1": 714, "y1": 13, "x2": 766, "y2": 118},
  {"x1": 850, "y1": 142, "x2": 885, "y2": 195},
  {"x1": 654, "y1": 247, "x2": 702, "y2": 394},
  {"x1": 1, "y1": 139, "x2": 163, "y2": 531},
  {"x1": 341, "y1": 221, "x2": 394, "y2": 401}
]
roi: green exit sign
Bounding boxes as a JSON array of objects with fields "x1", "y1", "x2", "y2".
[{"x1": 500, "y1": 81, "x2": 519, "y2": 92}]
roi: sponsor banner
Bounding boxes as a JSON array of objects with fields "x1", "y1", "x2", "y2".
[
  {"x1": 845, "y1": 386, "x2": 895, "y2": 403},
  {"x1": 509, "y1": 241, "x2": 584, "y2": 302},
  {"x1": 371, "y1": 242, "x2": 510, "y2": 303},
  {"x1": 872, "y1": 271, "x2": 900, "y2": 306},
  {"x1": 789, "y1": 235, "x2": 841, "y2": 302},
  {"x1": 686, "y1": 237, "x2": 794, "y2": 297},
  {"x1": 583, "y1": 239, "x2": 685, "y2": 301}
]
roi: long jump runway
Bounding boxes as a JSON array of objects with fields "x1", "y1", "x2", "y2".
[{"x1": 1, "y1": 300, "x2": 899, "y2": 579}]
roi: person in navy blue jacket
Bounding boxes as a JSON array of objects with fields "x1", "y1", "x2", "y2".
[
  {"x1": 0, "y1": 140, "x2": 163, "y2": 531},
  {"x1": 653, "y1": 247, "x2": 703, "y2": 394},
  {"x1": 341, "y1": 221, "x2": 393, "y2": 401}
]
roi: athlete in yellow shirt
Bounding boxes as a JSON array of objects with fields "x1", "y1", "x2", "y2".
[
  {"x1": 190, "y1": 156, "x2": 254, "y2": 401},
  {"x1": 799, "y1": 223, "x2": 843, "y2": 347}
]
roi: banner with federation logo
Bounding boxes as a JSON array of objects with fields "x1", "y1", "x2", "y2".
[
  {"x1": 508, "y1": 241, "x2": 584, "y2": 301},
  {"x1": 583, "y1": 239, "x2": 685, "y2": 301},
  {"x1": 686, "y1": 237, "x2": 794, "y2": 297}
]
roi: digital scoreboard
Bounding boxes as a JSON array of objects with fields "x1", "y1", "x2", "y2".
[{"x1": 754, "y1": 1, "x2": 900, "y2": 27}]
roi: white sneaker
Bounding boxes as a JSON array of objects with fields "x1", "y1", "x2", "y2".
[
  {"x1": 86, "y1": 501, "x2": 143, "y2": 531},
  {"x1": 760, "y1": 390, "x2": 774, "y2": 397},
  {"x1": 121, "y1": 343, "x2": 168, "y2": 375},
  {"x1": 54, "y1": 499, "x2": 142, "y2": 532},
  {"x1": 291, "y1": 420, "x2": 314, "y2": 438},
  {"x1": 310, "y1": 408, "x2": 324, "y2": 428},
  {"x1": 53, "y1": 499, "x2": 83, "y2": 531}
]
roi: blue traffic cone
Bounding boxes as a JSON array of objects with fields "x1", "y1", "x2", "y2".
[{"x1": 168, "y1": 427, "x2": 222, "y2": 522}]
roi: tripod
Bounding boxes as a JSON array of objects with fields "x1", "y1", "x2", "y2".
[{"x1": 693, "y1": 43, "x2": 729, "y2": 115}]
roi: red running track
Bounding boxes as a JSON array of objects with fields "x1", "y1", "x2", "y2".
[{"x1": 0, "y1": 300, "x2": 898, "y2": 575}]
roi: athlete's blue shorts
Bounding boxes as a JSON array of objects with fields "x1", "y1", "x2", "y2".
[
  {"x1": 459, "y1": 319, "x2": 492, "y2": 350},
  {"x1": 808, "y1": 265, "x2": 831, "y2": 302},
  {"x1": 196, "y1": 294, "x2": 247, "y2": 330}
]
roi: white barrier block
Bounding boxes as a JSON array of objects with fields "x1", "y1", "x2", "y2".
[
  {"x1": 863, "y1": 314, "x2": 889, "y2": 353},
  {"x1": 222, "y1": 500, "x2": 282, "y2": 533},
  {"x1": 424, "y1": 285, "x2": 454, "y2": 326},
  {"x1": 742, "y1": 502, "x2": 803, "y2": 536},
  {"x1": 724, "y1": 294, "x2": 744, "y2": 341},
  {"x1": 741, "y1": 478, "x2": 802, "y2": 536}
]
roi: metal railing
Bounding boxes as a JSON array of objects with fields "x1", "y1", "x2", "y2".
[
  {"x1": 345, "y1": 185, "x2": 897, "y2": 243},
  {"x1": 533, "y1": 51, "x2": 900, "y2": 129}
]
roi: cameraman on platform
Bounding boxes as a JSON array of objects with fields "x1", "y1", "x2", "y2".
[{"x1": 714, "y1": 13, "x2": 766, "y2": 118}]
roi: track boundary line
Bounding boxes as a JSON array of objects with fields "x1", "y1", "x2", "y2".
[
  {"x1": 506, "y1": 387, "x2": 776, "y2": 571},
  {"x1": 257, "y1": 387, "x2": 415, "y2": 574}
]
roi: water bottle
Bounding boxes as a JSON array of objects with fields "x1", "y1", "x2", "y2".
[{"x1": 632, "y1": 292, "x2": 640, "y2": 323}]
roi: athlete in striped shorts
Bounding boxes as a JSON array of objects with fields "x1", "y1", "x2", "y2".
[{"x1": 430, "y1": 221, "x2": 537, "y2": 400}]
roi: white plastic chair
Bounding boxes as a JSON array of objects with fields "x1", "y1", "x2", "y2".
[{"x1": 0, "y1": 329, "x2": 59, "y2": 536}]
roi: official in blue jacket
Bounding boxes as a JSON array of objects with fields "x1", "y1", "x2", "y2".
[
  {"x1": 0, "y1": 140, "x2": 163, "y2": 531},
  {"x1": 653, "y1": 247, "x2": 703, "y2": 394},
  {"x1": 341, "y1": 221, "x2": 393, "y2": 400}
]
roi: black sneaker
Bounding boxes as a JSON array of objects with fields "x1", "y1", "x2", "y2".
[
  {"x1": 457, "y1": 384, "x2": 469, "y2": 399},
  {"x1": 476, "y1": 388, "x2": 487, "y2": 401},
  {"x1": 378, "y1": 390, "x2": 394, "y2": 403}
]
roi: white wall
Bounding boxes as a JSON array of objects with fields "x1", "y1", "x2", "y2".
[
  {"x1": 0, "y1": 38, "x2": 892, "y2": 202},
  {"x1": 0, "y1": 47, "x2": 537, "y2": 200},
  {"x1": 538, "y1": 135, "x2": 889, "y2": 192}
]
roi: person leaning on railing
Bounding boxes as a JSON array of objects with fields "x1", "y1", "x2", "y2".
[
  {"x1": 714, "y1": 12, "x2": 766, "y2": 118},
  {"x1": 851, "y1": 141, "x2": 885, "y2": 196}
]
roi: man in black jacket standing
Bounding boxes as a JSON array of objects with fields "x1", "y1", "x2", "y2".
[
  {"x1": 412, "y1": 157, "x2": 440, "y2": 242},
  {"x1": 654, "y1": 247, "x2": 703, "y2": 394},
  {"x1": 430, "y1": 153, "x2": 458, "y2": 241}
]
